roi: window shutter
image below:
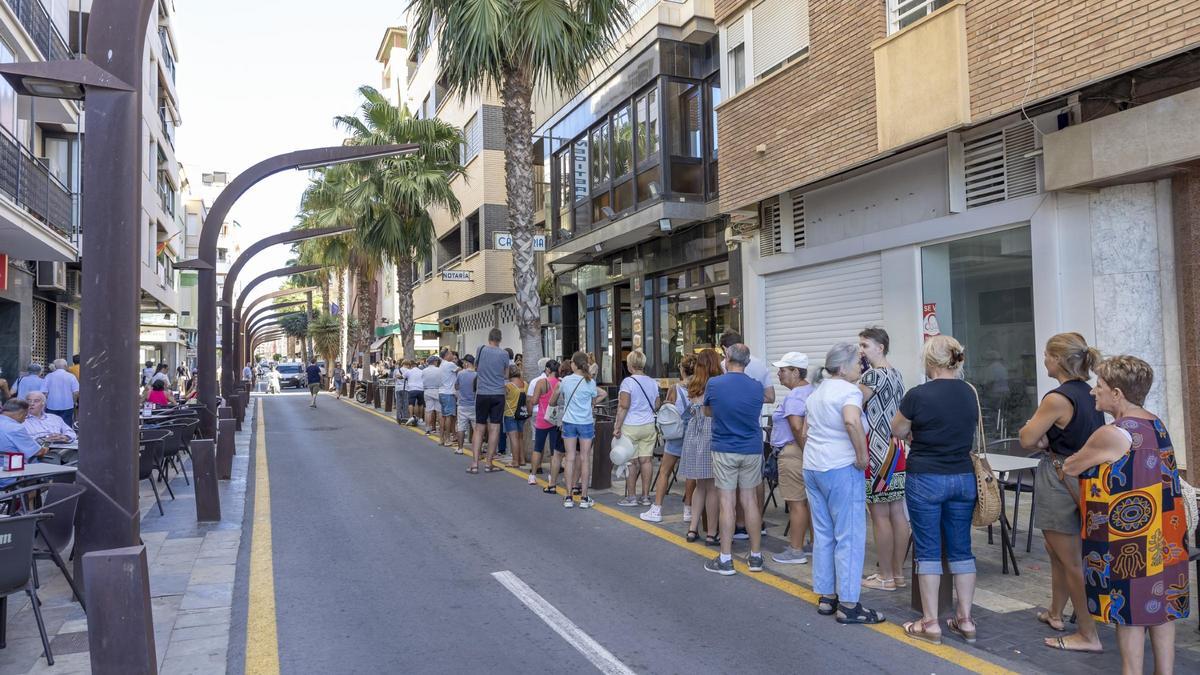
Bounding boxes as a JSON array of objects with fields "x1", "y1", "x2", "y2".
[
  {"x1": 751, "y1": 0, "x2": 810, "y2": 79},
  {"x1": 789, "y1": 189, "x2": 805, "y2": 249},
  {"x1": 1003, "y1": 123, "x2": 1039, "y2": 200},
  {"x1": 962, "y1": 122, "x2": 1041, "y2": 209},
  {"x1": 727, "y1": 17, "x2": 744, "y2": 49},
  {"x1": 759, "y1": 197, "x2": 781, "y2": 256},
  {"x1": 462, "y1": 114, "x2": 482, "y2": 164}
]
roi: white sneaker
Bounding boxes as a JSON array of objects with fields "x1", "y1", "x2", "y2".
[
  {"x1": 563, "y1": 496, "x2": 574, "y2": 509},
  {"x1": 639, "y1": 505, "x2": 662, "y2": 523},
  {"x1": 683, "y1": 505, "x2": 692, "y2": 522},
  {"x1": 579, "y1": 496, "x2": 594, "y2": 509},
  {"x1": 527, "y1": 474, "x2": 537, "y2": 485}
]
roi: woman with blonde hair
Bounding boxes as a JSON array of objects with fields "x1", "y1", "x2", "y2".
[
  {"x1": 549, "y1": 352, "x2": 607, "y2": 508},
  {"x1": 614, "y1": 350, "x2": 660, "y2": 507},
  {"x1": 894, "y1": 335, "x2": 979, "y2": 643},
  {"x1": 679, "y1": 349, "x2": 723, "y2": 544},
  {"x1": 1064, "y1": 356, "x2": 1189, "y2": 673},
  {"x1": 1019, "y1": 332, "x2": 1105, "y2": 652},
  {"x1": 640, "y1": 354, "x2": 697, "y2": 523}
]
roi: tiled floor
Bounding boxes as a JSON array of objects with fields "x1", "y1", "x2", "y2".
[{"x1": 0, "y1": 405, "x2": 252, "y2": 675}]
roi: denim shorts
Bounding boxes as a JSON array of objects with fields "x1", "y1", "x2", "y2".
[
  {"x1": 503, "y1": 416, "x2": 526, "y2": 434},
  {"x1": 439, "y1": 394, "x2": 456, "y2": 417},
  {"x1": 906, "y1": 472, "x2": 978, "y2": 575},
  {"x1": 561, "y1": 422, "x2": 595, "y2": 440}
]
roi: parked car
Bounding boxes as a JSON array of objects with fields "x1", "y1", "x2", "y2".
[{"x1": 275, "y1": 363, "x2": 306, "y2": 389}]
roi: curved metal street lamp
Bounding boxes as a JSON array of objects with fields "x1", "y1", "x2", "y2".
[
  {"x1": 240, "y1": 286, "x2": 318, "y2": 365},
  {"x1": 244, "y1": 299, "x2": 308, "y2": 328},
  {"x1": 247, "y1": 310, "x2": 305, "y2": 339},
  {"x1": 231, "y1": 265, "x2": 326, "y2": 373}
]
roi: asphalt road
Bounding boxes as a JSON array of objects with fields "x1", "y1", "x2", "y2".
[{"x1": 233, "y1": 392, "x2": 996, "y2": 674}]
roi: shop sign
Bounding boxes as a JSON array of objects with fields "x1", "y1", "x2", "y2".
[
  {"x1": 493, "y1": 232, "x2": 546, "y2": 251},
  {"x1": 140, "y1": 327, "x2": 180, "y2": 343},
  {"x1": 442, "y1": 270, "x2": 471, "y2": 282},
  {"x1": 922, "y1": 303, "x2": 941, "y2": 340}
]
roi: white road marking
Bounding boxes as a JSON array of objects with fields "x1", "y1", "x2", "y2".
[{"x1": 491, "y1": 570, "x2": 636, "y2": 675}]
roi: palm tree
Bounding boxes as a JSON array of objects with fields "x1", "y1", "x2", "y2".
[
  {"x1": 334, "y1": 86, "x2": 463, "y2": 359},
  {"x1": 409, "y1": 0, "x2": 631, "y2": 379}
]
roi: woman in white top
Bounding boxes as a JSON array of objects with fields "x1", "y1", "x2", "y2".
[
  {"x1": 613, "y1": 350, "x2": 661, "y2": 507},
  {"x1": 800, "y1": 342, "x2": 882, "y2": 625},
  {"x1": 549, "y1": 352, "x2": 607, "y2": 509}
]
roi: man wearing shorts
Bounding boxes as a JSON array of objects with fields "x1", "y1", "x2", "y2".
[
  {"x1": 421, "y1": 355, "x2": 446, "y2": 437},
  {"x1": 306, "y1": 360, "x2": 323, "y2": 408},
  {"x1": 703, "y1": 343, "x2": 766, "y2": 576},
  {"x1": 468, "y1": 328, "x2": 509, "y2": 472},
  {"x1": 454, "y1": 356, "x2": 477, "y2": 454}
]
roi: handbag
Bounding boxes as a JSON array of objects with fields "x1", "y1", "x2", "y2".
[
  {"x1": 545, "y1": 380, "x2": 582, "y2": 428},
  {"x1": 967, "y1": 383, "x2": 1002, "y2": 527}
]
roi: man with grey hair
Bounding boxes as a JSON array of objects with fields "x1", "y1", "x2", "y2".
[
  {"x1": 0, "y1": 399, "x2": 46, "y2": 485},
  {"x1": 14, "y1": 363, "x2": 45, "y2": 399},
  {"x1": 43, "y1": 358, "x2": 79, "y2": 426},
  {"x1": 23, "y1": 391, "x2": 76, "y2": 442},
  {"x1": 703, "y1": 343, "x2": 767, "y2": 576}
]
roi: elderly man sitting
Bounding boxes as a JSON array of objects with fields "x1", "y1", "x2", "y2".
[
  {"x1": 23, "y1": 391, "x2": 76, "y2": 443},
  {"x1": 1, "y1": 399, "x2": 47, "y2": 486}
]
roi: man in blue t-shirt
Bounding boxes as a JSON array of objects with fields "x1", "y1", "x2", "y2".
[
  {"x1": 703, "y1": 343, "x2": 766, "y2": 576},
  {"x1": 306, "y1": 360, "x2": 323, "y2": 408}
]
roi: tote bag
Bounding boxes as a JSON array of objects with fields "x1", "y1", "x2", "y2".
[{"x1": 967, "y1": 383, "x2": 1002, "y2": 527}]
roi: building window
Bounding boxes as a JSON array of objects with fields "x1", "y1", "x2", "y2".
[
  {"x1": 611, "y1": 104, "x2": 632, "y2": 180},
  {"x1": 462, "y1": 113, "x2": 482, "y2": 165},
  {"x1": 888, "y1": 0, "x2": 951, "y2": 33},
  {"x1": 644, "y1": 261, "x2": 732, "y2": 378},
  {"x1": 666, "y1": 81, "x2": 703, "y2": 196},
  {"x1": 920, "y1": 226, "x2": 1034, "y2": 442},
  {"x1": 464, "y1": 209, "x2": 481, "y2": 256},
  {"x1": 589, "y1": 123, "x2": 610, "y2": 189},
  {"x1": 708, "y1": 78, "x2": 720, "y2": 196},
  {"x1": 725, "y1": 17, "x2": 746, "y2": 95},
  {"x1": 635, "y1": 89, "x2": 659, "y2": 163},
  {"x1": 750, "y1": 0, "x2": 811, "y2": 80},
  {"x1": 438, "y1": 226, "x2": 462, "y2": 269},
  {"x1": 0, "y1": 39, "x2": 15, "y2": 134}
]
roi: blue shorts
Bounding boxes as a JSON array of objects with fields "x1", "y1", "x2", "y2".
[
  {"x1": 439, "y1": 394, "x2": 456, "y2": 416},
  {"x1": 534, "y1": 426, "x2": 564, "y2": 454},
  {"x1": 503, "y1": 417, "x2": 526, "y2": 434},
  {"x1": 561, "y1": 422, "x2": 595, "y2": 440}
]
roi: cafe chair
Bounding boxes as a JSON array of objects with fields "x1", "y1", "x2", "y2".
[
  {"x1": 29, "y1": 484, "x2": 87, "y2": 611},
  {"x1": 0, "y1": 513, "x2": 54, "y2": 664},
  {"x1": 139, "y1": 428, "x2": 174, "y2": 514}
]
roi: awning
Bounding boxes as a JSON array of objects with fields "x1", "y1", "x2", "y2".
[{"x1": 368, "y1": 335, "x2": 391, "y2": 352}]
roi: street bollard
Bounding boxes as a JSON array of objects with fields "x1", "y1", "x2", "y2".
[
  {"x1": 231, "y1": 389, "x2": 244, "y2": 431},
  {"x1": 217, "y1": 418, "x2": 235, "y2": 480},
  {"x1": 83, "y1": 545, "x2": 156, "y2": 675},
  {"x1": 384, "y1": 385, "x2": 393, "y2": 413},
  {"x1": 591, "y1": 420, "x2": 614, "y2": 490},
  {"x1": 191, "y1": 438, "x2": 221, "y2": 522},
  {"x1": 372, "y1": 382, "x2": 381, "y2": 408}
]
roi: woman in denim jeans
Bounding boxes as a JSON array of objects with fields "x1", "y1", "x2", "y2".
[
  {"x1": 800, "y1": 342, "x2": 882, "y2": 624},
  {"x1": 891, "y1": 335, "x2": 979, "y2": 645}
]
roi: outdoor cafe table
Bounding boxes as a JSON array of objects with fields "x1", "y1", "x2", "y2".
[
  {"x1": 0, "y1": 463, "x2": 77, "y2": 482},
  {"x1": 986, "y1": 453, "x2": 1041, "y2": 575}
]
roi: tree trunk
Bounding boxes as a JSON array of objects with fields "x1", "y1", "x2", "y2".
[
  {"x1": 396, "y1": 254, "x2": 416, "y2": 360},
  {"x1": 356, "y1": 265, "x2": 375, "y2": 365},
  {"x1": 339, "y1": 269, "x2": 349, "y2": 368},
  {"x1": 501, "y1": 64, "x2": 544, "y2": 383}
]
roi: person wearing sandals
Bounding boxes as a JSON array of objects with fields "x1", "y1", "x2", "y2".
[
  {"x1": 679, "y1": 349, "x2": 723, "y2": 546},
  {"x1": 857, "y1": 327, "x2": 910, "y2": 592},
  {"x1": 801, "y1": 342, "x2": 882, "y2": 625},
  {"x1": 1018, "y1": 332, "x2": 1105, "y2": 653},
  {"x1": 769, "y1": 352, "x2": 813, "y2": 565},
  {"x1": 614, "y1": 350, "x2": 661, "y2": 508},
  {"x1": 640, "y1": 355, "x2": 696, "y2": 523},
  {"x1": 891, "y1": 335, "x2": 978, "y2": 644},
  {"x1": 1064, "y1": 356, "x2": 1189, "y2": 673},
  {"x1": 549, "y1": 352, "x2": 607, "y2": 508},
  {"x1": 528, "y1": 360, "x2": 561, "y2": 488},
  {"x1": 503, "y1": 367, "x2": 528, "y2": 468}
]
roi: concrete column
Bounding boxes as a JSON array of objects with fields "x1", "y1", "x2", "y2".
[{"x1": 1172, "y1": 170, "x2": 1200, "y2": 477}]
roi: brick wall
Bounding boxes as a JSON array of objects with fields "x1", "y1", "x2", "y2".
[{"x1": 718, "y1": 0, "x2": 1200, "y2": 212}]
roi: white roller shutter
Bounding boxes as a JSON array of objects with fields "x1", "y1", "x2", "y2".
[
  {"x1": 751, "y1": 0, "x2": 810, "y2": 79},
  {"x1": 763, "y1": 255, "x2": 884, "y2": 374}
]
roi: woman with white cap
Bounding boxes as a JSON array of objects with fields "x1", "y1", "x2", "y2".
[{"x1": 769, "y1": 352, "x2": 814, "y2": 564}]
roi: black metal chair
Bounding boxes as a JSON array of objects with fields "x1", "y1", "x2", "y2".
[
  {"x1": 29, "y1": 483, "x2": 87, "y2": 610},
  {"x1": 156, "y1": 418, "x2": 198, "y2": 486},
  {"x1": 986, "y1": 438, "x2": 1039, "y2": 552},
  {"x1": 139, "y1": 428, "x2": 174, "y2": 514},
  {"x1": 0, "y1": 513, "x2": 54, "y2": 664}
]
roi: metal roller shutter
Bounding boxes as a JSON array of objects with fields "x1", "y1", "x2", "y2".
[{"x1": 763, "y1": 255, "x2": 884, "y2": 373}]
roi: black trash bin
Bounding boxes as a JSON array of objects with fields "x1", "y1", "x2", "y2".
[{"x1": 591, "y1": 420, "x2": 614, "y2": 490}]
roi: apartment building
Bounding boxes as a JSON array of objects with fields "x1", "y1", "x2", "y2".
[
  {"x1": 535, "y1": 0, "x2": 730, "y2": 386},
  {"x1": 716, "y1": 0, "x2": 1200, "y2": 470},
  {"x1": 378, "y1": 22, "x2": 520, "y2": 357},
  {"x1": 0, "y1": 0, "x2": 82, "y2": 380}
]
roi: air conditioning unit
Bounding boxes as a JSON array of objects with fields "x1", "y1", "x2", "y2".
[{"x1": 36, "y1": 261, "x2": 67, "y2": 291}]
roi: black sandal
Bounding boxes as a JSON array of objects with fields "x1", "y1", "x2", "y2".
[
  {"x1": 704, "y1": 535, "x2": 719, "y2": 547},
  {"x1": 686, "y1": 530, "x2": 699, "y2": 543},
  {"x1": 817, "y1": 596, "x2": 839, "y2": 616},
  {"x1": 543, "y1": 485, "x2": 558, "y2": 494},
  {"x1": 836, "y1": 602, "x2": 885, "y2": 624}
]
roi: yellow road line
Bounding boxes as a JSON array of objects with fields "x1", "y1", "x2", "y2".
[
  {"x1": 245, "y1": 399, "x2": 280, "y2": 675},
  {"x1": 337, "y1": 395, "x2": 1014, "y2": 674}
]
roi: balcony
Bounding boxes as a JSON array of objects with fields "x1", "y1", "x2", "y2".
[
  {"x1": 159, "y1": 106, "x2": 175, "y2": 148},
  {"x1": 0, "y1": 125, "x2": 75, "y2": 240},
  {"x1": 158, "y1": 177, "x2": 176, "y2": 219},
  {"x1": 7, "y1": 0, "x2": 72, "y2": 61},
  {"x1": 159, "y1": 27, "x2": 176, "y2": 83}
]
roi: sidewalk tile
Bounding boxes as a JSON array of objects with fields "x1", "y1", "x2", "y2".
[
  {"x1": 173, "y1": 607, "x2": 232, "y2": 629},
  {"x1": 179, "y1": 582, "x2": 234, "y2": 611}
]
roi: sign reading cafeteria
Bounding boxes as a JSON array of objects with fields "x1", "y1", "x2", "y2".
[
  {"x1": 442, "y1": 269, "x2": 471, "y2": 282},
  {"x1": 493, "y1": 232, "x2": 546, "y2": 251}
]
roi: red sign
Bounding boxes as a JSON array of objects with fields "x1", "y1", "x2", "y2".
[
  {"x1": 0, "y1": 254, "x2": 7, "y2": 291},
  {"x1": 922, "y1": 303, "x2": 941, "y2": 341}
]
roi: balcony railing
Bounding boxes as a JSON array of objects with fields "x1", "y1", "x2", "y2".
[
  {"x1": 159, "y1": 27, "x2": 176, "y2": 83},
  {"x1": 7, "y1": 0, "x2": 72, "y2": 61},
  {"x1": 0, "y1": 125, "x2": 76, "y2": 240}
]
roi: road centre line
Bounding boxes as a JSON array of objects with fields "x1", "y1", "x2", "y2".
[
  {"x1": 492, "y1": 570, "x2": 637, "y2": 675},
  {"x1": 246, "y1": 398, "x2": 281, "y2": 675},
  {"x1": 337, "y1": 395, "x2": 1016, "y2": 675}
]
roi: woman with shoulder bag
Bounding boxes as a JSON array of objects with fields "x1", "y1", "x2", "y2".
[
  {"x1": 640, "y1": 355, "x2": 697, "y2": 523},
  {"x1": 614, "y1": 350, "x2": 661, "y2": 507},
  {"x1": 891, "y1": 335, "x2": 980, "y2": 645},
  {"x1": 528, "y1": 360, "x2": 562, "y2": 490},
  {"x1": 679, "y1": 349, "x2": 723, "y2": 545},
  {"x1": 549, "y1": 352, "x2": 607, "y2": 509}
]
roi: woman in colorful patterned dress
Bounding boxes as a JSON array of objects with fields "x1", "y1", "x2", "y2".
[
  {"x1": 1064, "y1": 356, "x2": 1189, "y2": 674},
  {"x1": 858, "y1": 328, "x2": 910, "y2": 592}
]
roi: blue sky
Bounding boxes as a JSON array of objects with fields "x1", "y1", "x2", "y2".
[{"x1": 173, "y1": 0, "x2": 406, "y2": 296}]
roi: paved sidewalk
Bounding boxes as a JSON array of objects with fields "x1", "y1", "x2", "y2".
[{"x1": 0, "y1": 404, "x2": 253, "y2": 675}]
